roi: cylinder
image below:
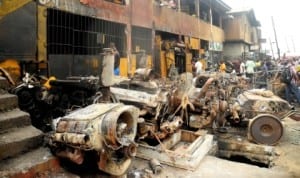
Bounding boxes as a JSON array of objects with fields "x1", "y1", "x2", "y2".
[{"x1": 101, "y1": 105, "x2": 138, "y2": 149}]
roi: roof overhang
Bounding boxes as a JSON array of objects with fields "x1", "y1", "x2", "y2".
[{"x1": 227, "y1": 8, "x2": 261, "y2": 27}]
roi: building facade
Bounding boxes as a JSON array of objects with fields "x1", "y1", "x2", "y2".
[
  {"x1": 0, "y1": 0, "x2": 231, "y2": 77},
  {"x1": 222, "y1": 9, "x2": 261, "y2": 60}
]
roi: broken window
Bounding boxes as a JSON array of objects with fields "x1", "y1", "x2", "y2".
[
  {"x1": 200, "y1": 1, "x2": 210, "y2": 22},
  {"x1": 47, "y1": 9, "x2": 126, "y2": 56},
  {"x1": 179, "y1": 0, "x2": 197, "y2": 16},
  {"x1": 131, "y1": 26, "x2": 152, "y2": 55}
]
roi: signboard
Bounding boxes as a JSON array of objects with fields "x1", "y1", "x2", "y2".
[
  {"x1": 209, "y1": 42, "x2": 223, "y2": 51},
  {"x1": 259, "y1": 38, "x2": 267, "y2": 43},
  {"x1": 250, "y1": 45, "x2": 259, "y2": 51}
]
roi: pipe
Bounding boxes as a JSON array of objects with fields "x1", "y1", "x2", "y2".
[
  {"x1": 231, "y1": 103, "x2": 241, "y2": 123},
  {"x1": 122, "y1": 143, "x2": 137, "y2": 158},
  {"x1": 197, "y1": 77, "x2": 215, "y2": 98}
]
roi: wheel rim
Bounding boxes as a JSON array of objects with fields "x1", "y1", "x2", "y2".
[{"x1": 249, "y1": 114, "x2": 283, "y2": 145}]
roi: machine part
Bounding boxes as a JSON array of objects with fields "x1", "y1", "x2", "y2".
[
  {"x1": 49, "y1": 103, "x2": 139, "y2": 176},
  {"x1": 97, "y1": 149, "x2": 133, "y2": 176},
  {"x1": 136, "y1": 130, "x2": 213, "y2": 171},
  {"x1": 160, "y1": 116, "x2": 183, "y2": 134},
  {"x1": 100, "y1": 49, "x2": 116, "y2": 87},
  {"x1": 248, "y1": 114, "x2": 283, "y2": 145},
  {"x1": 218, "y1": 136, "x2": 276, "y2": 166},
  {"x1": 55, "y1": 148, "x2": 84, "y2": 165},
  {"x1": 149, "y1": 158, "x2": 163, "y2": 174},
  {"x1": 134, "y1": 68, "x2": 155, "y2": 81},
  {"x1": 230, "y1": 102, "x2": 241, "y2": 123},
  {"x1": 197, "y1": 77, "x2": 215, "y2": 98},
  {"x1": 110, "y1": 86, "x2": 168, "y2": 108},
  {"x1": 53, "y1": 133, "x2": 89, "y2": 145},
  {"x1": 122, "y1": 143, "x2": 137, "y2": 158}
]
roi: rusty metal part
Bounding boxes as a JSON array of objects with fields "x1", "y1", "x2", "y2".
[
  {"x1": 134, "y1": 68, "x2": 155, "y2": 81},
  {"x1": 230, "y1": 102, "x2": 241, "y2": 123},
  {"x1": 248, "y1": 114, "x2": 283, "y2": 145},
  {"x1": 50, "y1": 103, "x2": 139, "y2": 176},
  {"x1": 53, "y1": 133, "x2": 89, "y2": 145},
  {"x1": 122, "y1": 143, "x2": 137, "y2": 158},
  {"x1": 197, "y1": 77, "x2": 215, "y2": 98},
  {"x1": 100, "y1": 50, "x2": 116, "y2": 87},
  {"x1": 97, "y1": 148, "x2": 132, "y2": 176},
  {"x1": 55, "y1": 148, "x2": 84, "y2": 165},
  {"x1": 160, "y1": 116, "x2": 183, "y2": 134},
  {"x1": 219, "y1": 100, "x2": 228, "y2": 112},
  {"x1": 238, "y1": 89, "x2": 291, "y2": 118},
  {"x1": 149, "y1": 158, "x2": 163, "y2": 174},
  {"x1": 136, "y1": 130, "x2": 214, "y2": 171},
  {"x1": 218, "y1": 136, "x2": 276, "y2": 166},
  {"x1": 171, "y1": 94, "x2": 195, "y2": 126},
  {"x1": 110, "y1": 87, "x2": 168, "y2": 108},
  {"x1": 290, "y1": 114, "x2": 300, "y2": 121},
  {"x1": 0, "y1": 67, "x2": 15, "y2": 85}
]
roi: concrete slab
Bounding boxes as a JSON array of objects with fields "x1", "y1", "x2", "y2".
[
  {"x1": 0, "y1": 77, "x2": 9, "y2": 90},
  {"x1": 0, "y1": 93, "x2": 18, "y2": 111},
  {"x1": 0, "y1": 126, "x2": 43, "y2": 160},
  {"x1": 0, "y1": 147, "x2": 61, "y2": 178},
  {"x1": 0, "y1": 109, "x2": 31, "y2": 132}
]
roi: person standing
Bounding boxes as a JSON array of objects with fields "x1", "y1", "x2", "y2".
[
  {"x1": 240, "y1": 59, "x2": 246, "y2": 77},
  {"x1": 284, "y1": 60, "x2": 300, "y2": 105},
  {"x1": 245, "y1": 58, "x2": 256, "y2": 81},
  {"x1": 195, "y1": 59, "x2": 203, "y2": 75},
  {"x1": 219, "y1": 60, "x2": 226, "y2": 73},
  {"x1": 110, "y1": 42, "x2": 120, "y2": 75}
]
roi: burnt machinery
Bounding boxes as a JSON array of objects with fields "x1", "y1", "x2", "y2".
[
  {"x1": 111, "y1": 71, "x2": 293, "y2": 146},
  {"x1": 11, "y1": 51, "x2": 140, "y2": 175},
  {"x1": 11, "y1": 49, "x2": 118, "y2": 131},
  {"x1": 49, "y1": 103, "x2": 139, "y2": 176}
]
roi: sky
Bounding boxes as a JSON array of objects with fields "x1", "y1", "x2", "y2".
[{"x1": 222, "y1": 0, "x2": 300, "y2": 57}]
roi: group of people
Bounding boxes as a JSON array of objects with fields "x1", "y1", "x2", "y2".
[
  {"x1": 279, "y1": 58, "x2": 300, "y2": 106},
  {"x1": 193, "y1": 57, "x2": 264, "y2": 77},
  {"x1": 193, "y1": 55, "x2": 300, "y2": 107}
]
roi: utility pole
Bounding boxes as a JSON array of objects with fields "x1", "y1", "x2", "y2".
[
  {"x1": 269, "y1": 38, "x2": 275, "y2": 60},
  {"x1": 271, "y1": 16, "x2": 280, "y2": 59},
  {"x1": 209, "y1": 0, "x2": 214, "y2": 63}
]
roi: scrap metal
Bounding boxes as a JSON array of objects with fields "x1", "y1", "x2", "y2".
[{"x1": 49, "y1": 103, "x2": 139, "y2": 176}]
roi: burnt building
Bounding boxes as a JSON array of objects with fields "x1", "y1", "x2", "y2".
[
  {"x1": 222, "y1": 9, "x2": 261, "y2": 60},
  {"x1": 0, "y1": 0, "x2": 231, "y2": 78}
]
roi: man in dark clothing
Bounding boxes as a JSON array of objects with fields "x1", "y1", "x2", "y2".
[
  {"x1": 110, "y1": 42, "x2": 120, "y2": 75},
  {"x1": 232, "y1": 59, "x2": 241, "y2": 74},
  {"x1": 284, "y1": 61, "x2": 300, "y2": 105}
]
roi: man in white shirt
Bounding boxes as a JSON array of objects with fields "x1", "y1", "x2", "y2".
[
  {"x1": 240, "y1": 60, "x2": 246, "y2": 77},
  {"x1": 245, "y1": 58, "x2": 256, "y2": 80},
  {"x1": 195, "y1": 60, "x2": 203, "y2": 75}
]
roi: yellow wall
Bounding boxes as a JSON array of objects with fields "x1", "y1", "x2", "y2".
[
  {"x1": 119, "y1": 57, "x2": 128, "y2": 77},
  {"x1": 186, "y1": 53, "x2": 193, "y2": 73}
]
